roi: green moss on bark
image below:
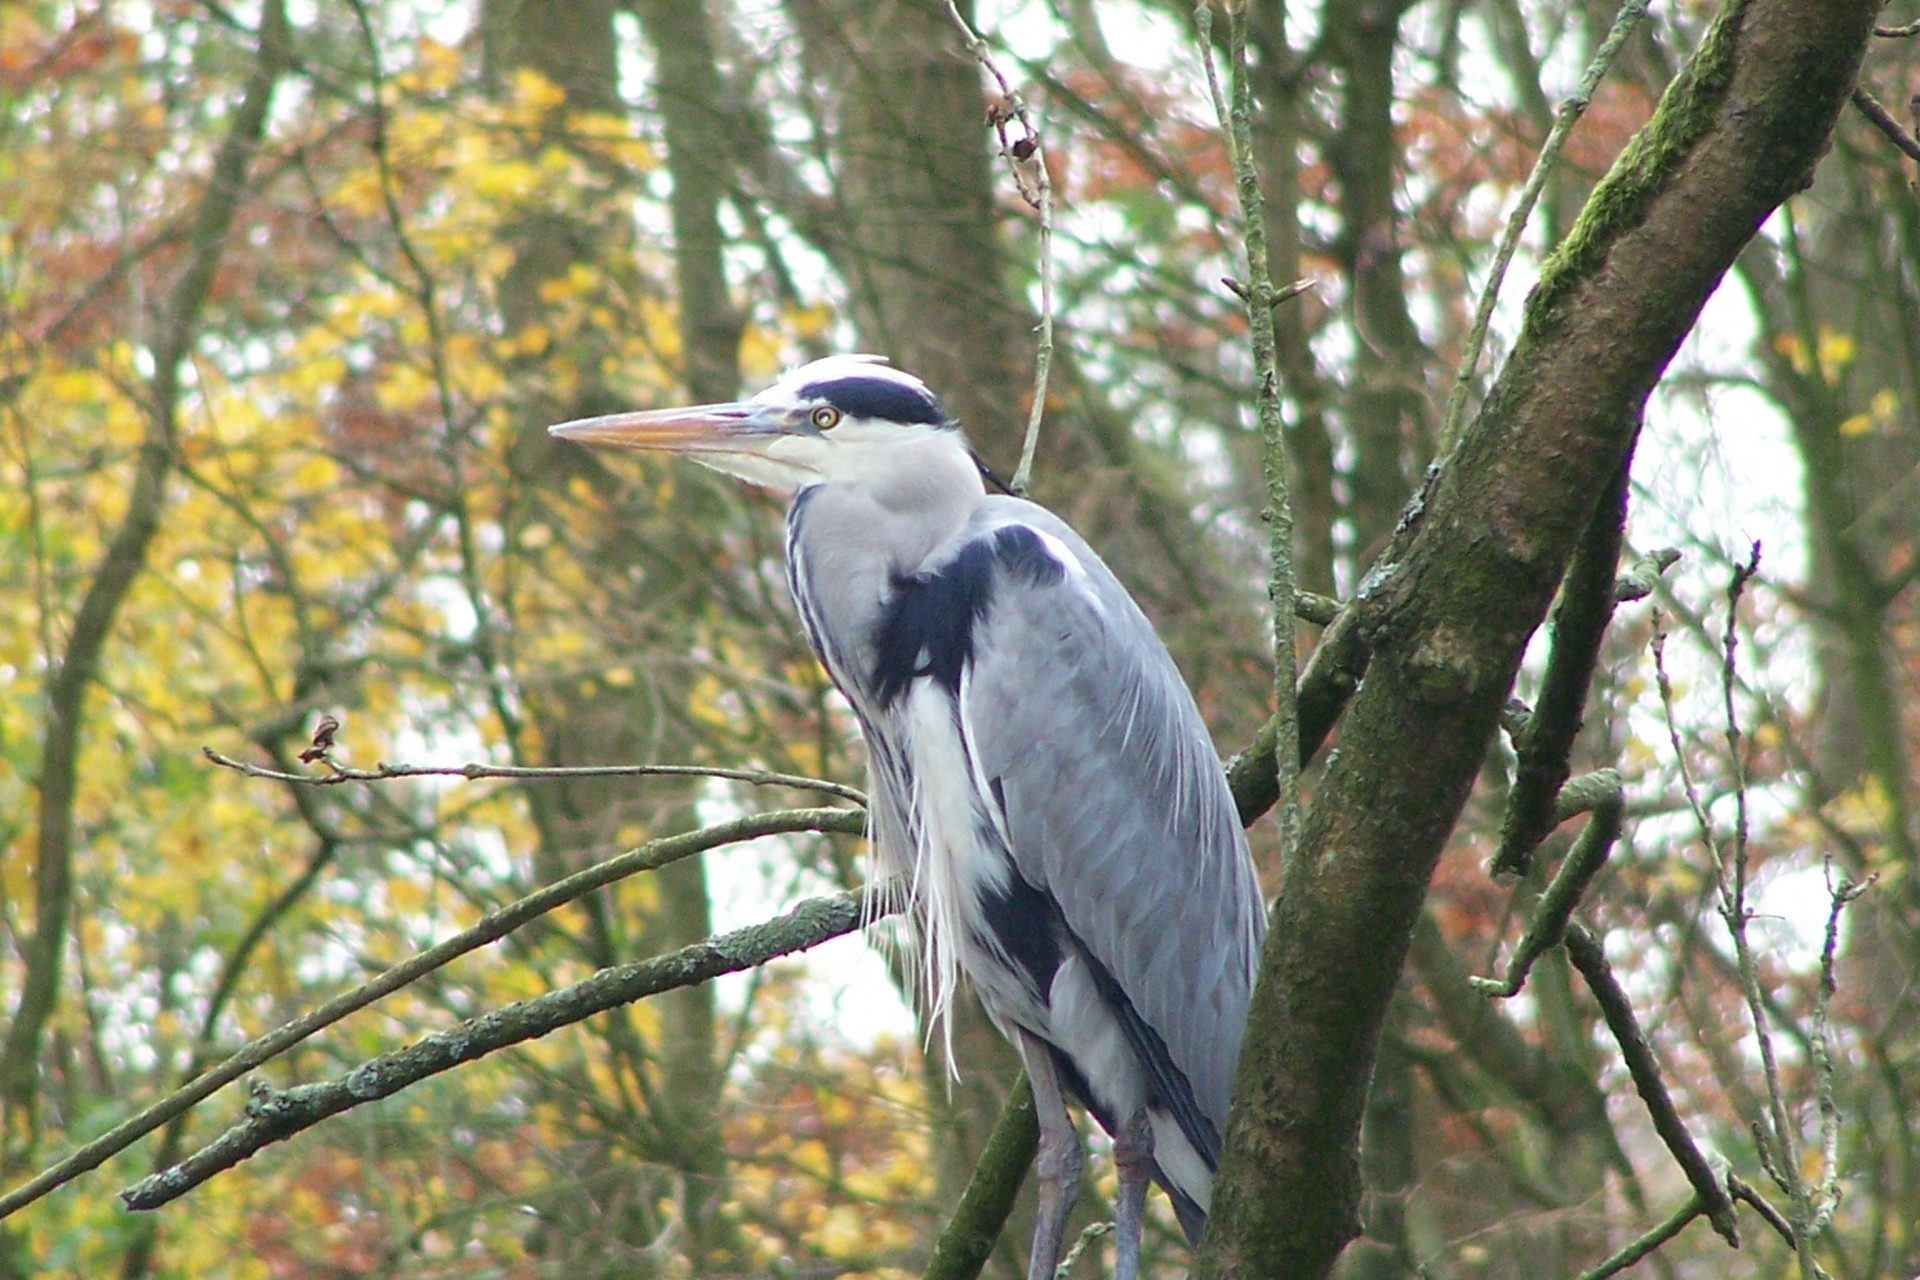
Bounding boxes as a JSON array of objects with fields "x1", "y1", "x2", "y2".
[{"x1": 1528, "y1": 0, "x2": 1749, "y2": 323}]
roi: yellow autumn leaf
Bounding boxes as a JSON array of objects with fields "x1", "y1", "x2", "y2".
[
  {"x1": 292, "y1": 453, "x2": 340, "y2": 490},
  {"x1": 1870, "y1": 386, "x2": 1899, "y2": 425},
  {"x1": 1838, "y1": 412, "x2": 1873, "y2": 437},
  {"x1": 467, "y1": 156, "x2": 542, "y2": 204},
  {"x1": 330, "y1": 169, "x2": 387, "y2": 218},
  {"x1": 411, "y1": 36, "x2": 462, "y2": 93},
  {"x1": 509, "y1": 66, "x2": 568, "y2": 113},
  {"x1": 1816, "y1": 326, "x2": 1856, "y2": 380}
]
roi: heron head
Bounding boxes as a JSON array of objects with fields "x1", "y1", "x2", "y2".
[{"x1": 548, "y1": 355, "x2": 961, "y2": 495}]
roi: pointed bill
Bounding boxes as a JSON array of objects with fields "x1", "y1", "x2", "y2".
[{"x1": 548, "y1": 402, "x2": 777, "y2": 452}]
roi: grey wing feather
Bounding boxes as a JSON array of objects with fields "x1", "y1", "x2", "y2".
[{"x1": 960, "y1": 499, "x2": 1266, "y2": 1140}]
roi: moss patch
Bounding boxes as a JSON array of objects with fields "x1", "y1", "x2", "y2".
[{"x1": 1526, "y1": 0, "x2": 1751, "y2": 324}]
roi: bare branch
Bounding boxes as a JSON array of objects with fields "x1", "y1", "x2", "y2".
[
  {"x1": 1196, "y1": 0, "x2": 1303, "y2": 865},
  {"x1": 1572, "y1": 1194, "x2": 1708, "y2": 1280},
  {"x1": 1565, "y1": 923, "x2": 1740, "y2": 1245},
  {"x1": 0, "y1": 806, "x2": 862, "y2": 1219},
  {"x1": 1850, "y1": 84, "x2": 1920, "y2": 163},
  {"x1": 204, "y1": 745, "x2": 869, "y2": 806},
  {"x1": 1809, "y1": 864, "x2": 1871, "y2": 1234},
  {"x1": 1729, "y1": 1173, "x2": 1798, "y2": 1247},
  {"x1": 122, "y1": 891, "x2": 867, "y2": 1210},
  {"x1": 921, "y1": 1078, "x2": 1038, "y2": 1280},
  {"x1": 1493, "y1": 450, "x2": 1632, "y2": 878}
]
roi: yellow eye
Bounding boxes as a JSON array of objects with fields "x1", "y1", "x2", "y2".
[{"x1": 810, "y1": 405, "x2": 841, "y2": 431}]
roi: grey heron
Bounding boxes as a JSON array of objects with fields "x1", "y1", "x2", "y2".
[{"x1": 551, "y1": 356, "x2": 1264, "y2": 1278}]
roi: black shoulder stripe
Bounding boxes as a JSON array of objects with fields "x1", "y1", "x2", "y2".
[
  {"x1": 872, "y1": 538, "x2": 994, "y2": 706},
  {"x1": 871, "y1": 523, "x2": 1069, "y2": 707}
]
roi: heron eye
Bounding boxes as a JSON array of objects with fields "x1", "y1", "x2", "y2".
[{"x1": 810, "y1": 405, "x2": 841, "y2": 431}]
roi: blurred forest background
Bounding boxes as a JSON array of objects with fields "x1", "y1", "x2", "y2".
[{"x1": 0, "y1": 0, "x2": 1915, "y2": 1276}]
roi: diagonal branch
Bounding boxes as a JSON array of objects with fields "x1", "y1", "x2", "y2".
[
  {"x1": 1850, "y1": 84, "x2": 1920, "y2": 163},
  {"x1": 0, "y1": 806, "x2": 862, "y2": 1220},
  {"x1": 1493, "y1": 448, "x2": 1634, "y2": 878},
  {"x1": 920, "y1": 1078, "x2": 1039, "y2": 1280},
  {"x1": 1475, "y1": 779, "x2": 1623, "y2": 997},
  {"x1": 1565, "y1": 923, "x2": 1739, "y2": 1244},
  {"x1": 122, "y1": 891, "x2": 867, "y2": 1210}
]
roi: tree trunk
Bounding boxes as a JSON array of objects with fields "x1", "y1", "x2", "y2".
[{"x1": 1200, "y1": 3, "x2": 1879, "y2": 1273}]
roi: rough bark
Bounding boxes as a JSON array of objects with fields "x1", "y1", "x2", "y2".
[{"x1": 1198, "y1": 3, "x2": 1878, "y2": 1275}]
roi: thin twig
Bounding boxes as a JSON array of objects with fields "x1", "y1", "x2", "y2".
[
  {"x1": 1197, "y1": 0, "x2": 1302, "y2": 866},
  {"x1": 1439, "y1": 0, "x2": 1649, "y2": 449},
  {"x1": 0, "y1": 806, "x2": 863, "y2": 1220},
  {"x1": 1573, "y1": 1194, "x2": 1708, "y2": 1280},
  {"x1": 205, "y1": 745, "x2": 868, "y2": 806},
  {"x1": 1874, "y1": 18, "x2": 1920, "y2": 37},
  {"x1": 1565, "y1": 923, "x2": 1740, "y2": 1245},
  {"x1": 1729, "y1": 1173, "x2": 1798, "y2": 1247},
  {"x1": 1055, "y1": 1221, "x2": 1114, "y2": 1279},
  {"x1": 941, "y1": 1, "x2": 1053, "y2": 494},
  {"x1": 123, "y1": 891, "x2": 868, "y2": 1209},
  {"x1": 1850, "y1": 85, "x2": 1920, "y2": 164},
  {"x1": 1475, "y1": 782, "x2": 1621, "y2": 997},
  {"x1": 1808, "y1": 862, "x2": 1871, "y2": 1234},
  {"x1": 1714, "y1": 548, "x2": 1821, "y2": 1269}
]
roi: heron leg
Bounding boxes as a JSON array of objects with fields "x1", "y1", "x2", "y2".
[
  {"x1": 1110, "y1": 1108, "x2": 1153, "y2": 1280},
  {"x1": 1018, "y1": 1031, "x2": 1082, "y2": 1280}
]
